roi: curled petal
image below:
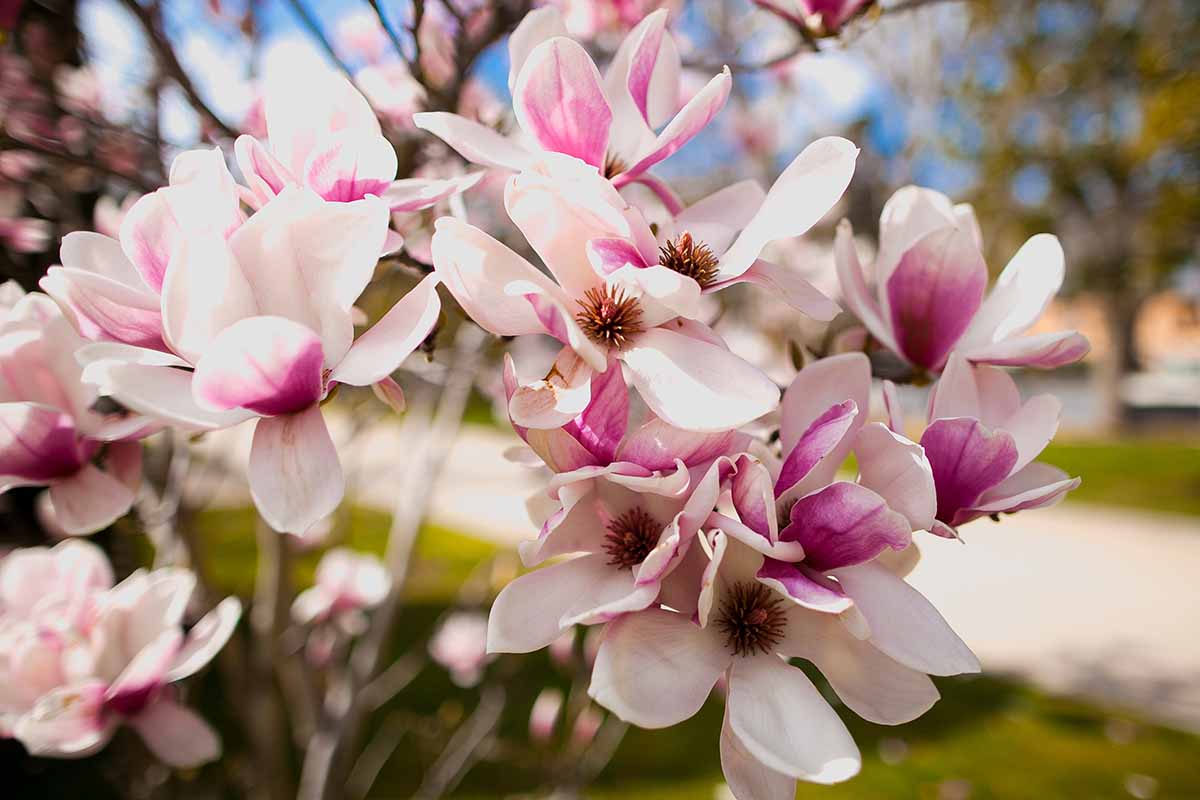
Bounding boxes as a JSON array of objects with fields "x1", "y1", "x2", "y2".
[
  {"x1": 330, "y1": 273, "x2": 441, "y2": 386},
  {"x1": 780, "y1": 482, "x2": 911, "y2": 571}
]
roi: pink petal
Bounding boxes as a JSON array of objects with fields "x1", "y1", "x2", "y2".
[
  {"x1": 757, "y1": 559, "x2": 852, "y2": 613},
  {"x1": 122, "y1": 569, "x2": 196, "y2": 657},
  {"x1": 81, "y1": 361, "x2": 253, "y2": 431},
  {"x1": 302, "y1": 130, "x2": 397, "y2": 203},
  {"x1": 853, "y1": 422, "x2": 936, "y2": 532},
  {"x1": 729, "y1": 455, "x2": 777, "y2": 540},
  {"x1": 588, "y1": 608, "x2": 728, "y2": 729},
  {"x1": 233, "y1": 135, "x2": 294, "y2": 209},
  {"x1": 971, "y1": 462, "x2": 1079, "y2": 516},
  {"x1": 159, "y1": 232, "x2": 258, "y2": 363},
  {"x1": 13, "y1": 682, "x2": 113, "y2": 758},
  {"x1": 248, "y1": 406, "x2": 344, "y2": 534},
  {"x1": 720, "y1": 710, "x2": 796, "y2": 800},
  {"x1": 381, "y1": 172, "x2": 483, "y2": 213},
  {"x1": 129, "y1": 699, "x2": 221, "y2": 768},
  {"x1": 707, "y1": 259, "x2": 840, "y2": 321},
  {"x1": 615, "y1": 67, "x2": 732, "y2": 185},
  {"x1": 620, "y1": 326, "x2": 779, "y2": 432},
  {"x1": 228, "y1": 187, "x2": 390, "y2": 365},
  {"x1": 507, "y1": 6, "x2": 569, "y2": 91},
  {"x1": 881, "y1": 379, "x2": 903, "y2": 433},
  {"x1": 831, "y1": 561, "x2": 979, "y2": 676},
  {"x1": 501, "y1": 355, "x2": 599, "y2": 472},
  {"x1": 487, "y1": 555, "x2": 603, "y2": 653},
  {"x1": 106, "y1": 630, "x2": 183, "y2": 716},
  {"x1": 920, "y1": 417, "x2": 1018, "y2": 527},
  {"x1": 716, "y1": 137, "x2": 858, "y2": 280},
  {"x1": 509, "y1": 347, "x2": 595, "y2": 430},
  {"x1": 622, "y1": 9, "x2": 680, "y2": 127},
  {"x1": 330, "y1": 273, "x2": 441, "y2": 386},
  {"x1": 617, "y1": 418, "x2": 743, "y2": 473},
  {"x1": 563, "y1": 355, "x2": 628, "y2": 463},
  {"x1": 430, "y1": 217, "x2": 569, "y2": 337},
  {"x1": 371, "y1": 376, "x2": 407, "y2": 413},
  {"x1": 727, "y1": 656, "x2": 860, "y2": 783},
  {"x1": 513, "y1": 37, "x2": 612, "y2": 169},
  {"x1": 777, "y1": 608, "x2": 939, "y2": 725},
  {"x1": 964, "y1": 330, "x2": 1091, "y2": 369},
  {"x1": 833, "y1": 219, "x2": 896, "y2": 351},
  {"x1": 412, "y1": 112, "x2": 534, "y2": 171},
  {"x1": 874, "y1": 185, "x2": 961, "y2": 290},
  {"x1": 192, "y1": 316, "x2": 324, "y2": 416},
  {"x1": 958, "y1": 234, "x2": 1065, "y2": 350},
  {"x1": 673, "y1": 180, "x2": 766, "y2": 256},
  {"x1": 0, "y1": 402, "x2": 83, "y2": 481},
  {"x1": 776, "y1": 400, "x2": 858, "y2": 499},
  {"x1": 40, "y1": 267, "x2": 166, "y2": 351},
  {"x1": 264, "y1": 68, "x2": 381, "y2": 179},
  {"x1": 586, "y1": 237, "x2": 650, "y2": 276},
  {"x1": 48, "y1": 464, "x2": 136, "y2": 535},
  {"x1": 166, "y1": 596, "x2": 242, "y2": 682},
  {"x1": 779, "y1": 482, "x2": 911, "y2": 571},
  {"x1": 886, "y1": 225, "x2": 987, "y2": 371}
]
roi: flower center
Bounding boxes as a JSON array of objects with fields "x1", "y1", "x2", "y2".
[
  {"x1": 716, "y1": 581, "x2": 787, "y2": 657},
  {"x1": 575, "y1": 285, "x2": 644, "y2": 350},
  {"x1": 659, "y1": 232, "x2": 719, "y2": 288},
  {"x1": 602, "y1": 506, "x2": 661, "y2": 569},
  {"x1": 603, "y1": 154, "x2": 627, "y2": 179}
]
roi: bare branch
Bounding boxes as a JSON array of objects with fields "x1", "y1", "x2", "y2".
[
  {"x1": 116, "y1": 0, "x2": 238, "y2": 139},
  {"x1": 366, "y1": 0, "x2": 408, "y2": 60},
  {"x1": 414, "y1": 683, "x2": 507, "y2": 800},
  {"x1": 0, "y1": 133, "x2": 157, "y2": 192}
]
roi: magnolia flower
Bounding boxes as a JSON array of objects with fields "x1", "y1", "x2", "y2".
[
  {"x1": 488, "y1": 358, "x2": 743, "y2": 654},
  {"x1": 0, "y1": 286, "x2": 147, "y2": 534},
  {"x1": 42, "y1": 148, "x2": 242, "y2": 353},
  {"x1": 919, "y1": 354, "x2": 1080, "y2": 538},
  {"x1": 590, "y1": 533, "x2": 977, "y2": 796},
  {"x1": 79, "y1": 185, "x2": 442, "y2": 534},
  {"x1": 578, "y1": 136, "x2": 858, "y2": 318},
  {"x1": 0, "y1": 540, "x2": 114, "y2": 733},
  {"x1": 766, "y1": 0, "x2": 871, "y2": 34},
  {"x1": 428, "y1": 611, "x2": 491, "y2": 687},
  {"x1": 292, "y1": 548, "x2": 391, "y2": 629},
  {"x1": 836, "y1": 186, "x2": 1090, "y2": 374},
  {"x1": 234, "y1": 66, "x2": 479, "y2": 222},
  {"x1": 706, "y1": 354, "x2": 944, "y2": 625},
  {"x1": 432, "y1": 155, "x2": 780, "y2": 432},
  {"x1": 415, "y1": 8, "x2": 725, "y2": 198},
  {"x1": 10, "y1": 566, "x2": 241, "y2": 768}
]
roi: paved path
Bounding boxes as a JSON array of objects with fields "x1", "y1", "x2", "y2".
[{"x1": 187, "y1": 421, "x2": 1200, "y2": 732}]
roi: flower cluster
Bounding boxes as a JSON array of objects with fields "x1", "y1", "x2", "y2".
[
  {"x1": 420, "y1": 8, "x2": 1088, "y2": 794},
  {"x1": 0, "y1": 4, "x2": 1090, "y2": 788},
  {"x1": 0, "y1": 539, "x2": 241, "y2": 766}
]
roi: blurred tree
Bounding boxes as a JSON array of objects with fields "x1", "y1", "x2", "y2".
[{"x1": 949, "y1": 0, "x2": 1199, "y2": 426}]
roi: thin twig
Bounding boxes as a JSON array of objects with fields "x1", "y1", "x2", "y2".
[
  {"x1": 346, "y1": 712, "x2": 408, "y2": 800},
  {"x1": 0, "y1": 134, "x2": 157, "y2": 191},
  {"x1": 366, "y1": 0, "x2": 408, "y2": 60},
  {"x1": 116, "y1": 0, "x2": 238, "y2": 139},
  {"x1": 414, "y1": 683, "x2": 507, "y2": 800}
]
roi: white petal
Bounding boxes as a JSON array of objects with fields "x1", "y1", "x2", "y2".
[{"x1": 248, "y1": 407, "x2": 344, "y2": 535}]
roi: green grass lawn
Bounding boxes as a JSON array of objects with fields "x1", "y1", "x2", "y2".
[
  {"x1": 1040, "y1": 438, "x2": 1200, "y2": 517},
  {"x1": 174, "y1": 506, "x2": 1200, "y2": 799}
]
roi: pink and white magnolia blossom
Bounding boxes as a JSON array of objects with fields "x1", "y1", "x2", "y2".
[
  {"x1": 836, "y1": 185, "x2": 1091, "y2": 374},
  {"x1": 292, "y1": 547, "x2": 391, "y2": 630},
  {"x1": 918, "y1": 354, "x2": 1080, "y2": 538},
  {"x1": 429, "y1": 611, "x2": 491, "y2": 687},
  {"x1": 79, "y1": 183, "x2": 442, "y2": 535},
  {"x1": 761, "y1": 0, "x2": 871, "y2": 34},
  {"x1": 589, "y1": 530, "x2": 975, "y2": 797},
  {"x1": 703, "y1": 354, "x2": 950, "y2": 630},
  {"x1": 488, "y1": 355, "x2": 745, "y2": 653},
  {"x1": 4, "y1": 554, "x2": 241, "y2": 768},
  {"x1": 234, "y1": 66, "x2": 480, "y2": 224},
  {"x1": 582, "y1": 135, "x2": 858, "y2": 317},
  {"x1": 41, "y1": 148, "x2": 242, "y2": 353},
  {"x1": 415, "y1": 8, "x2": 725, "y2": 199},
  {"x1": 432, "y1": 155, "x2": 782, "y2": 432},
  {"x1": 0, "y1": 539, "x2": 114, "y2": 733},
  {"x1": 0, "y1": 285, "x2": 148, "y2": 534}
]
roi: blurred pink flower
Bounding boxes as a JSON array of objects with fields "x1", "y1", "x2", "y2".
[
  {"x1": 428, "y1": 611, "x2": 490, "y2": 687},
  {"x1": 528, "y1": 687, "x2": 563, "y2": 742},
  {"x1": 0, "y1": 286, "x2": 148, "y2": 535},
  {"x1": 292, "y1": 548, "x2": 391, "y2": 628}
]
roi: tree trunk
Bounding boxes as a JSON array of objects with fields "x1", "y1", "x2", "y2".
[{"x1": 1095, "y1": 290, "x2": 1143, "y2": 432}]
